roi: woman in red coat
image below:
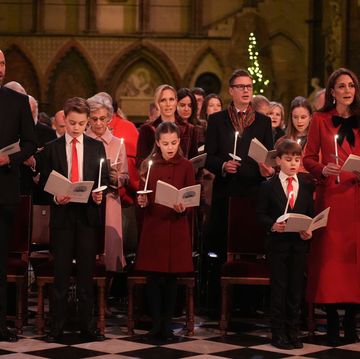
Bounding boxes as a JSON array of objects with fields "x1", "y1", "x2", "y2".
[
  {"x1": 303, "y1": 68, "x2": 360, "y2": 345},
  {"x1": 135, "y1": 121, "x2": 195, "y2": 341}
]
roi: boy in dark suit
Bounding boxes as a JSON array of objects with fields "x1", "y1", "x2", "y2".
[
  {"x1": 40, "y1": 97, "x2": 108, "y2": 342},
  {"x1": 257, "y1": 139, "x2": 314, "y2": 350}
]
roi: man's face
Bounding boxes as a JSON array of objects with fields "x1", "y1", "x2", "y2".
[
  {"x1": 229, "y1": 75, "x2": 253, "y2": 108},
  {"x1": 0, "y1": 51, "x2": 5, "y2": 85},
  {"x1": 54, "y1": 110, "x2": 66, "y2": 136}
]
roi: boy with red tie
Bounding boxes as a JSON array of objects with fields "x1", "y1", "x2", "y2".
[
  {"x1": 257, "y1": 139, "x2": 314, "y2": 350},
  {"x1": 40, "y1": 97, "x2": 108, "y2": 342}
]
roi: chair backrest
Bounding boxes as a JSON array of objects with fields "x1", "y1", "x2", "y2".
[
  {"x1": 31, "y1": 205, "x2": 51, "y2": 246},
  {"x1": 227, "y1": 195, "x2": 266, "y2": 258},
  {"x1": 9, "y1": 195, "x2": 32, "y2": 255}
]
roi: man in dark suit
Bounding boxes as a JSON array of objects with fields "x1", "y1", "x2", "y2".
[
  {"x1": 40, "y1": 97, "x2": 108, "y2": 342},
  {"x1": 205, "y1": 69, "x2": 274, "y2": 261},
  {"x1": 0, "y1": 49, "x2": 36, "y2": 341},
  {"x1": 20, "y1": 95, "x2": 57, "y2": 203},
  {"x1": 257, "y1": 139, "x2": 314, "y2": 349}
]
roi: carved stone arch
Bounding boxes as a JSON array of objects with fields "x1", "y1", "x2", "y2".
[
  {"x1": 183, "y1": 47, "x2": 225, "y2": 90},
  {"x1": 104, "y1": 42, "x2": 181, "y2": 122},
  {"x1": 45, "y1": 45, "x2": 97, "y2": 115},
  {"x1": 269, "y1": 31, "x2": 304, "y2": 53},
  {"x1": 269, "y1": 31, "x2": 306, "y2": 110},
  {"x1": 3, "y1": 45, "x2": 41, "y2": 100}
]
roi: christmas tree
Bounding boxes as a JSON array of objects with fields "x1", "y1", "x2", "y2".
[{"x1": 247, "y1": 32, "x2": 269, "y2": 95}]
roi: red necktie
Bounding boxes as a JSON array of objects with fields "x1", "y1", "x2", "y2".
[
  {"x1": 71, "y1": 138, "x2": 79, "y2": 183},
  {"x1": 287, "y1": 177, "x2": 294, "y2": 209}
]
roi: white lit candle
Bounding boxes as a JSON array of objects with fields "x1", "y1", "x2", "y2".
[
  {"x1": 114, "y1": 138, "x2": 124, "y2": 165},
  {"x1": 98, "y1": 158, "x2": 104, "y2": 188},
  {"x1": 334, "y1": 134, "x2": 340, "y2": 183},
  {"x1": 334, "y1": 135, "x2": 339, "y2": 164},
  {"x1": 233, "y1": 131, "x2": 239, "y2": 157},
  {"x1": 143, "y1": 160, "x2": 153, "y2": 191}
]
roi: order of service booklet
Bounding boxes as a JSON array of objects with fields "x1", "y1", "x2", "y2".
[
  {"x1": 0, "y1": 141, "x2": 20, "y2": 156},
  {"x1": 190, "y1": 153, "x2": 207, "y2": 171},
  {"x1": 248, "y1": 138, "x2": 277, "y2": 167},
  {"x1": 154, "y1": 180, "x2": 201, "y2": 209},
  {"x1": 341, "y1": 154, "x2": 360, "y2": 172},
  {"x1": 276, "y1": 207, "x2": 330, "y2": 232},
  {"x1": 44, "y1": 170, "x2": 94, "y2": 203}
]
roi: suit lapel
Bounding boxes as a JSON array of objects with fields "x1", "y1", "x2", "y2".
[{"x1": 273, "y1": 177, "x2": 288, "y2": 208}]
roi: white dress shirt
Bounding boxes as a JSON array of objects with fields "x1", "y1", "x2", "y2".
[{"x1": 279, "y1": 170, "x2": 299, "y2": 203}]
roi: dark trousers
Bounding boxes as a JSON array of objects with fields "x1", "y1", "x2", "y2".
[
  {"x1": 326, "y1": 303, "x2": 359, "y2": 339},
  {"x1": 267, "y1": 237, "x2": 307, "y2": 336},
  {"x1": 0, "y1": 204, "x2": 16, "y2": 327},
  {"x1": 50, "y1": 207, "x2": 97, "y2": 333},
  {"x1": 146, "y1": 273, "x2": 177, "y2": 335}
]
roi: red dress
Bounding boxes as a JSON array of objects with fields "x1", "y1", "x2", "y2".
[
  {"x1": 303, "y1": 110, "x2": 360, "y2": 303},
  {"x1": 135, "y1": 153, "x2": 195, "y2": 273}
]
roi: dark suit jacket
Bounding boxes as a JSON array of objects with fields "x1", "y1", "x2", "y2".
[
  {"x1": 257, "y1": 173, "x2": 314, "y2": 242},
  {"x1": 20, "y1": 122, "x2": 57, "y2": 198},
  {"x1": 205, "y1": 109, "x2": 273, "y2": 197},
  {"x1": 40, "y1": 134, "x2": 109, "y2": 229},
  {"x1": 0, "y1": 86, "x2": 36, "y2": 204}
]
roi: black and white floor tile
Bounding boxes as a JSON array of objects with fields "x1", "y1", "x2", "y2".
[{"x1": 1, "y1": 297, "x2": 359, "y2": 358}]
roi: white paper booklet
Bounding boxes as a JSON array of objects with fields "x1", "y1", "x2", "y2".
[
  {"x1": 248, "y1": 138, "x2": 277, "y2": 167},
  {"x1": 155, "y1": 180, "x2": 201, "y2": 209},
  {"x1": 276, "y1": 207, "x2": 330, "y2": 232},
  {"x1": 190, "y1": 153, "x2": 207, "y2": 170},
  {"x1": 44, "y1": 170, "x2": 94, "y2": 203},
  {"x1": 0, "y1": 141, "x2": 20, "y2": 156},
  {"x1": 341, "y1": 154, "x2": 360, "y2": 172}
]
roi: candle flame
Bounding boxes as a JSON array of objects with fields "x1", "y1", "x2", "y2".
[
  {"x1": 335, "y1": 134, "x2": 339, "y2": 140},
  {"x1": 100, "y1": 158, "x2": 104, "y2": 164},
  {"x1": 297, "y1": 139, "x2": 301, "y2": 144},
  {"x1": 148, "y1": 160, "x2": 153, "y2": 166},
  {"x1": 120, "y1": 138, "x2": 124, "y2": 144}
]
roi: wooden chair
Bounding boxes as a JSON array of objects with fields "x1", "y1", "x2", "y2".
[
  {"x1": 35, "y1": 214, "x2": 106, "y2": 335},
  {"x1": 6, "y1": 195, "x2": 32, "y2": 333},
  {"x1": 220, "y1": 196, "x2": 269, "y2": 335}
]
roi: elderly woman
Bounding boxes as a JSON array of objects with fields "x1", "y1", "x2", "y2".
[{"x1": 86, "y1": 94, "x2": 129, "y2": 273}]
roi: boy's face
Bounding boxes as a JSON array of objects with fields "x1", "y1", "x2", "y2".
[
  {"x1": 64, "y1": 111, "x2": 88, "y2": 138},
  {"x1": 276, "y1": 153, "x2": 301, "y2": 177}
]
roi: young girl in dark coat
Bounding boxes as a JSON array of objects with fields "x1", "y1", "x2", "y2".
[{"x1": 135, "y1": 121, "x2": 195, "y2": 341}]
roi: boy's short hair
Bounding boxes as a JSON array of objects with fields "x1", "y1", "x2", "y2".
[
  {"x1": 63, "y1": 97, "x2": 90, "y2": 117},
  {"x1": 276, "y1": 139, "x2": 302, "y2": 157}
]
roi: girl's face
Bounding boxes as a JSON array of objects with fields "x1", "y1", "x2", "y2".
[
  {"x1": 268, "y1": 106, "x2": 282, "y2": 128},
  {"x1": 158, "y1": 89, "x2": 177, "y2": 120},
  {"x1": 207, "y1": 98, "x2": 222, "y2": 116},
  {"x1": 156, "y1": 132, "x2": 180, "y2": 161},
  {"x1": 177, "y1": 96, "x2": 193, "y2": 121},
  {"x1": 89, "y1": 107, "x2": 109, "y2": 136},
  {"x1": 291, "y1": 106, "x2": 311, "y2": 135},
  {"x1": 331, "y1": 74, "x2": 356, "y2": 108}
]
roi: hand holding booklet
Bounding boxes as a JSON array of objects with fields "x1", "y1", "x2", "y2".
[
  {"x1": 248, "y1": 138, "x2": 277, "y2": 167},
  {"x1": 44, "y1": 170, "x2": 94, "y2": 203},
  {"x1": 0, "y1": 141, "x2": 20, "y2": 156},
  {"x1": 154, "y1": 180, "x2": 201, "y2": 209},
  {"x1": 276, "y1": 207, "x2": 330, "y2": 232},
  {"x1": 341, "y1": 154, "x2": 360, "y2": 172}
]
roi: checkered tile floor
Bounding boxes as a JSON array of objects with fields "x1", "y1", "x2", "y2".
[{"x1": 2, "y1": 306, "x2": 360, "y2": 359}]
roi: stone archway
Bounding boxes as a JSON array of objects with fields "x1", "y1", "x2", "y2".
[
  {"x1": 105, "y1": 43, "x2": 180, "y2": 122},
  {"x1": 4, "y1": 45, "x2": 40, "y2": 100},
  {"x1": 46, "y1": 46, "x2": 97, "y2": 115}
]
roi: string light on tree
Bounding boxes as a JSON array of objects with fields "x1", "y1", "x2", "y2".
[{"x1": 247, "y1": 32, "x2": 270, "y2": 95}]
